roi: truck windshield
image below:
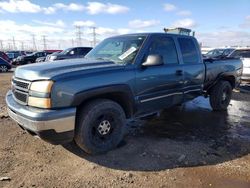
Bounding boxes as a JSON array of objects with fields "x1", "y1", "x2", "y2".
[{"x1": 86, "y1": 35, "x2": 146, "y2": 64}]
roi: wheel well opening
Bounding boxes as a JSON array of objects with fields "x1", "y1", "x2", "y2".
[
  {"x1": 77, "y1": 92, "x2": 134, "y2": 118},
  {"x1": 222, "y1": 76, "x2": 235, "y2": 88}
]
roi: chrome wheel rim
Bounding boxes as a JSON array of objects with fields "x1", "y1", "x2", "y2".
[
  {"x1": 97, "y1": 120, "x2": 111, "y2": 135},
  {"x1": 0, "y1": 65, "x2": 7, "y2": 72}
]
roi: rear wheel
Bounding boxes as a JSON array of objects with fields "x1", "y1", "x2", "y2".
[
  {"x1": 0, "y1": 65, "x2": 8, "y2": 72},
  {"x1": 75, "y1": 99, "x2": 126, "y2": 154},
  {"x1": 209, "y1": 80, "x2": 232, "y2": 111}
]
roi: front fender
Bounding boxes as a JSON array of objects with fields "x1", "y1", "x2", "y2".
[{"x1": 71, "y1": 84, "x2": 134, "y2": 106}]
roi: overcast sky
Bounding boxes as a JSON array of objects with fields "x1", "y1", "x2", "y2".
[{"x1": 0, "y1": 0, "x2": 250, "y2": 50}]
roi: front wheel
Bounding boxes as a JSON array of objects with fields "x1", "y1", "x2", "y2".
[
  {"x1": 75, "y1": 99, "x2": 126, "y2": 154},
  {"x1": 0, "y1": 65, "x2": 8, "y2": 72},
  {"x1": 209, "y1": 80, "x2": 232, "y2": 111}
]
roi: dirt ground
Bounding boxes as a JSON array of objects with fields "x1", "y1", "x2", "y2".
[{"x1": 1, "y1": 72, "x2": 250, "y2": 188}]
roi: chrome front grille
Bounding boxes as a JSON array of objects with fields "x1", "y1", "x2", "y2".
[{"x1": 12, "y1": 78, "x2": 31, "y2": 105}]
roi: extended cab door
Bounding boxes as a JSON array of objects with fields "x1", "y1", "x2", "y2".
[
  {"x1": 135, "y1": 35, "x2": 184, "y2": 114},
  {"x1": 176, "y1": 37, "x2": 205, "y2": 101}
]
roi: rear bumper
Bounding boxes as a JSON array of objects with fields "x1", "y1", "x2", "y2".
[{"x1": 6, "y1": 90, "x2": 76, "y2": 144}]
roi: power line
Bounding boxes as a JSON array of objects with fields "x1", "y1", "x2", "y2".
[
  {"x1": 0, "y1": 40, "x2": 3, "y2": 50},
  {"x1": 32, "y1": 34, "x2": 37, "y2": 51},
  {"x1": 90, "y1": 27, "x2": 97, "y2": 47},
  {"x1": 12, "y1": 36, "x2": 16, "y2": 50},
  {"x1": 42, "y1": 35, "x2": 47, "y2": 50},
  {"x1": 75, "y1": 26, "x2": 83, "y2": 47},
  {"x1": 8, "y1": 43, "x2": 11, "y2": 50},
  {"x1": 21, "y1": 41, "x2": 24, "y2": 50}
]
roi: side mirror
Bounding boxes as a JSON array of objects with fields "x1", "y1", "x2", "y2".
[{"x1": 142, "y1": 55, "x2": 163, "y2": 67}]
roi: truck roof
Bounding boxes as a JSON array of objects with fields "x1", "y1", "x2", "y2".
[{"x1": 110, "y1": 32, "x2": 196, "y2": 39}]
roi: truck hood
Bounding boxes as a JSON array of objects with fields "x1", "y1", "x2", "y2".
[{"x1": 14, "y1": 58, "x2": 124, "y2": 81}]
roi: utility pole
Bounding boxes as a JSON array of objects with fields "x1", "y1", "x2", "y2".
[
  {"x1": 12, "y1": 36, "x2": 16, "y2": 50},
  {"x1": 32, "y1": 34, "x2": 37, "y2": 51},
  {"x1": 0, "y1": 40, "x2": 3, "y2": 50},
  {"x1": 58, "y1": 40, "x2": 61, "y2": 50},
  {"x1": 42, "y1": 35, "x2": 47, "y2": 50},
  {"x1": 21, "y1": 41, "x2": 24, "y2": 50},
  {"x1": 8, "y1": 43, "x2": 11, "y2": 50},
  {"x1": 75, "y1": 26, "x2": 83, "y2": 47},
  {"x1": 90, "y1": 27, "x2": 97, "y2": 47},
  {"x1": 71, "y1": 38, "x2": 74, "y2": 47}
]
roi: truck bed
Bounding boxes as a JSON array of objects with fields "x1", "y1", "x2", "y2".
[{"x1": 204, "y1": 57, "x2": 242, "y2": 90}]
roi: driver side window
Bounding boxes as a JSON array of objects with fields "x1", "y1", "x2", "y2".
[{"x1": 148, "y1": 36, "x2": 179, "y2": 64}]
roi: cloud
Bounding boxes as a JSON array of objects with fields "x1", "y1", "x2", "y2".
[
  {"x1": 197, "y1": 30, "x2": 250, "y2": 47},
  {"x1": 171, "y1": 18, "x2": 197, "y2": 28},
  {"x1": 177, "y1": 10, "x2": 192, "y2": 16},
  {"x1": 239, "y1": 15, "x2": 250, "y2": 28},
  {"x1": 128, "y1": 19, "x2": 160, "y2": 29},
  {"x1": 53, "y1": 3, "x2": 85, "y2": 11},
  {"x1": 0, "y1": 0, "x2": 84, "y2": 14},
  {"x1": 164, "y1": 3, "x2": 177, "y2": 12},
  {"x1": 43, "y1": 6, "x2": 56, "y2": 14},
  {"x1": 95, "y1": 27, "x2": 116, "y2": 35},
  {"x1": 163, "y1": 3, "x2": 192, "y2": 17},
  {"x1": 0, "y1": 1, "x2": 128, "y2": 15},
  {"x1": 86, "y1": 2, "x2": 129, "y2": 15},
  {"x1": 33, "y1": 20, "x2": 65, "y2": 27},
  {"x1": 42, "y1": 3, "x2": 85, "y2": 14},
  {"x1": 0, "y1": 0, "x2": 42, "y2": 13},
  {"x1": 73, "y1": 20, "x2": 96, "y2": 27},
  {"x1": 0, "y1": 20, "x2": 64, "y2": 39}
]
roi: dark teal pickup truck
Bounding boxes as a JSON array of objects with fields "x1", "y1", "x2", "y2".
[{"x1": 6, "y1": 33, "x2": 243, "y2": 154}]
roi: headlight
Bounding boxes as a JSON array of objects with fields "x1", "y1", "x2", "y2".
[
  {"x1": 28, "y1": 97, "x2": 51, "y2": 109},
  {"x1": 28, "y1": 80, "x2": 54, "y2": 108},
  {"x1": 30, "y1": 80, "x2": 53, "y2": 93}
]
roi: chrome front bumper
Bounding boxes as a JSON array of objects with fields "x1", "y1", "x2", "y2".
[{"x1": 6, "y1": 90, "x2": 76, "y2": 144}]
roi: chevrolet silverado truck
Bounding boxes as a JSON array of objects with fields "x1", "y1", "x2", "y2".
[{"x1": 6, "y1": 33, "x2": 243, "y2": 154}]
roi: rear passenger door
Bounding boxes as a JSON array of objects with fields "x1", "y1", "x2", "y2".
[
  {"x1": 177, "y1": 37, "x2": 205, "y2": 101},
  {"x1": 136, "y1": 35, "x2": 184, "y2": 114}
]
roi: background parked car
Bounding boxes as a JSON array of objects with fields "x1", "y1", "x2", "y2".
[
  {"x1": 6, "y1": 51, "x2": 26, "y2": 61},
  {"x1": 228, "y1": 48, "x2": 250, "y2": 81},
  {"x1": 35, "y1": 50, "x2": 62, "y2": 63},
  {"x1": 205, "y1": 48, "x2": 235, "y2": 58},
  {"x1": 45, "y1": 51, "x2": 62, "y2": 62},
  {"x1": 0, "y1": 57, "x2": 11, "y2": 72},
  {"x1": 0, "y1": 51, "x2": 11, "y2": 63},
  {"x1": 47, "y1": 47, "x2": 92, "y2": 61},
  {"x1": 13, "y1": 51, "x2": 48, "y2": 65}
]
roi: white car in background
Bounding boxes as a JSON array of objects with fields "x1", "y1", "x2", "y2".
[{"x1": 229, "y1": 48, "x2": 250, "y2": 81}]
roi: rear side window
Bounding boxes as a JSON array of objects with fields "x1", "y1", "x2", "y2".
[
  {"x1": 148, "y1": 36, "x2": 179, "y2": 64},
  {"x1": 178, "y1": 38, "x2": 199, "y2": 64}
]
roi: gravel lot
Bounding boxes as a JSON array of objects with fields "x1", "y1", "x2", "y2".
[{"x1": 1, "y1": 72, "x2": 250, "y2": 188}]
